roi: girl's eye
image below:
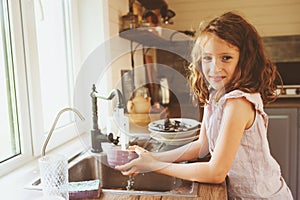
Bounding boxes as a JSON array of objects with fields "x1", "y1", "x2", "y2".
[
  {"x1": 202, "y1": 56, "x2": 212, "y2": 62},
  {"x1": 222, "y1": 56, "x2": 233, "y2": 62}
]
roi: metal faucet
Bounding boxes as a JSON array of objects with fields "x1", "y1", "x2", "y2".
[
  {"x1": 91, "y1": 85, "x2": 124, "y2": 108},
  {"x1": 41, "y1": 107, "x2": 85, "y2": 157},
  {"x1": 90, "y1": 84, "x2": 127, "y2": 152}
]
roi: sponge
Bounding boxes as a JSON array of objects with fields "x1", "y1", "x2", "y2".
[{"x1": 68, "y1": 180, "x2": 101, "y2": 199}]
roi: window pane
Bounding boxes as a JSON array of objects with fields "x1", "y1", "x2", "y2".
[
  {"x1": 0, "y1": 0, "x2": 21, "y2": 162},
  {"x1": 34, "y1": 0, "x2": 74, "y2": 133}
]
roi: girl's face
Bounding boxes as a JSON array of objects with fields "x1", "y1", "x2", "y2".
[{"x1": 201, "y1": 35, "x2": 240, "y2": 90}]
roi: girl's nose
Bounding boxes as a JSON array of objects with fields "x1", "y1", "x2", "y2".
[{"x1": 212, "y1": 59, "x2": 222, "y2": 72}]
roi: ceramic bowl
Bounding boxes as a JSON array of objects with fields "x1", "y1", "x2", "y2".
[
  {"x1": 150, "y1": 133, "x2": 200, "y2": 146},
  {"x1": 148, "y1": 118, "x2": 201, "y2": 132},
  {"x1": 148, "y1": 127, "x2": 200, "y2": 139},
  {"x1": 102, "y1": 143, "x2": 138, "y2": 167}
]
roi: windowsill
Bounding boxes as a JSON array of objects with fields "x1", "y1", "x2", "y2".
[{"x1": 0, "y1": 133, "x2": 90, "y2": 199}]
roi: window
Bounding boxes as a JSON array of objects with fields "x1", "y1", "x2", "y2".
[
  {"x1": 35, "y1": 0, "x2": 75, "y2": 130},
  {"x1": 22, "y1": 0, "x2": 78, "y2": 156},
  {"x1": 0, "y1": 0, "x2": 108, "y2": 176},
  {"x1": 0, "y1": 0, "x2": 32, "y2": 177},
  {"x1": 0, "y1": 0, "x2": 21, "y2": 163}
]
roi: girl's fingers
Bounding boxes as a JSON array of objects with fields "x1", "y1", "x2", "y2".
[
  {"x1": 115, "y1": 145, "x2": 148, "y2": 176},
  {"x1": 128, "y1": 145, "x2": 136, "y2": 151},
  {"x1": 121, "y1": 166, "x2": 139, "y2": 176},
  {"x1": 133, "y1": 145, "x2": 148, "y2": 155},
  {"x1": 115, "y1": 162, "x2": 131, "y2": 171}
]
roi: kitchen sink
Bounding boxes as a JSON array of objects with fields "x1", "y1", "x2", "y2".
[
  {"x1": 68, "y1": 155, "x2": 100, "y2": 182},
  {"x1": 101, "y1": 154, "x2": 182, "y2": 191},
  {"x1": 26, "y1": 150, "x2": 199, "y2": 197}
]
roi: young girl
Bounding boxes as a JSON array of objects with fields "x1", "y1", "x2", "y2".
[{"x1": 115, "y1": 11, "x2": 293, "y2": 199}]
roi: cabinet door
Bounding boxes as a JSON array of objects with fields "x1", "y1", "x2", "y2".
[{"x1": 265, "y1": 108, "x2": 297, "y2": 199}]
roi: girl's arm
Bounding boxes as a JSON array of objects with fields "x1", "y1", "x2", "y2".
[{"x1": 116, "y1": 97, "x2": 254, "y2": 184}]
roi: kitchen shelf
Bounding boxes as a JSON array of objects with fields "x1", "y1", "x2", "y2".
[{"x1": 119, "y1": 28, "x2": 193, "y2": 56}]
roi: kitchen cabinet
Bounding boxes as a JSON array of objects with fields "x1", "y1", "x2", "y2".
[{"x1": 265, "y1": 108, "x2": 298, "y2": 199}]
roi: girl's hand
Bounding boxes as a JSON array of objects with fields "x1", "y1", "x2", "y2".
[{"x1": 115, "y1": 145, "x2": 158, "y2": 176}]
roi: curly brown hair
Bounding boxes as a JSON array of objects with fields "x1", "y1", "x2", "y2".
[{"x1": 188, "y1": 11, "x2": 281, "y2": 105}]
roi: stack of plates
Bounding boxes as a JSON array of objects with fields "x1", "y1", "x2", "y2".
[{"x1": 148, "y1": 118, "x2": 201, "y2": 145}]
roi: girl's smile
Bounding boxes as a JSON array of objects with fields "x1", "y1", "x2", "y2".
[
  {"x1": 201, "y1": 35, "x2": 240, "y2": 90},
  {"x1": 208, "y1": 75, "x2": 226, "y2": 83}
]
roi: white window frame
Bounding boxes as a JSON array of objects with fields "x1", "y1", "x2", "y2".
[
  {"x1": 21, "y1": 0, "x2": 79, "y2": 157},
  {"x1": 0, "y1": 0, "x2": 109, "y2": 177},
  {"x1": 0, "y1": 0, "x2": 33, "y2": 177}
]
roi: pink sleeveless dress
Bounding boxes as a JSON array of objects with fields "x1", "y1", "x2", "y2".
[{"x1": 204, "y1": 90, "x2": 293, "y2": 199}]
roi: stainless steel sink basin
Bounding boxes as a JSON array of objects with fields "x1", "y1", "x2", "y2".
[
  {"x1": 101, "y1": 155, "x2": 181, "y2": 191},
  {"x1": 26, "y1": 150, "x2": 199, "y2": 197},
  {"x1": 71, "y1": 152, "x2": 198, "y2": 197},
  {"x1": 68, "y1": 155, "x2": 99, "y2": 182}
]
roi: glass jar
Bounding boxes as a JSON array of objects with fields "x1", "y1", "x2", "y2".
[{"x1": 121, "y1": 13, "x2": 138, "y2": 31}]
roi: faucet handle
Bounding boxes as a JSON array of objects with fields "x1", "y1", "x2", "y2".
[{"x1": 108, "y1": 133, "x2": 120, "y2": 145}]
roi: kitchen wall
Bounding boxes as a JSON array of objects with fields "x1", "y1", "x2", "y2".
[
  {"x1": 165, "y1": 0, "x2": 300, "y2": 36},
  {"x1": 75, "y1": 0, "x2": 149, "y2": 127},
  {"x1": 71, "y1": 0, "x2": 148, "y2": 127},
  {"x1": 108, "y1": 0, "x2": 147, "y2": 90}
]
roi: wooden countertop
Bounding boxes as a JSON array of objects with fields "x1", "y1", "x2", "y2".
[{"x1": 84, "y1": 181, "x2": 227, "y2": 200}]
